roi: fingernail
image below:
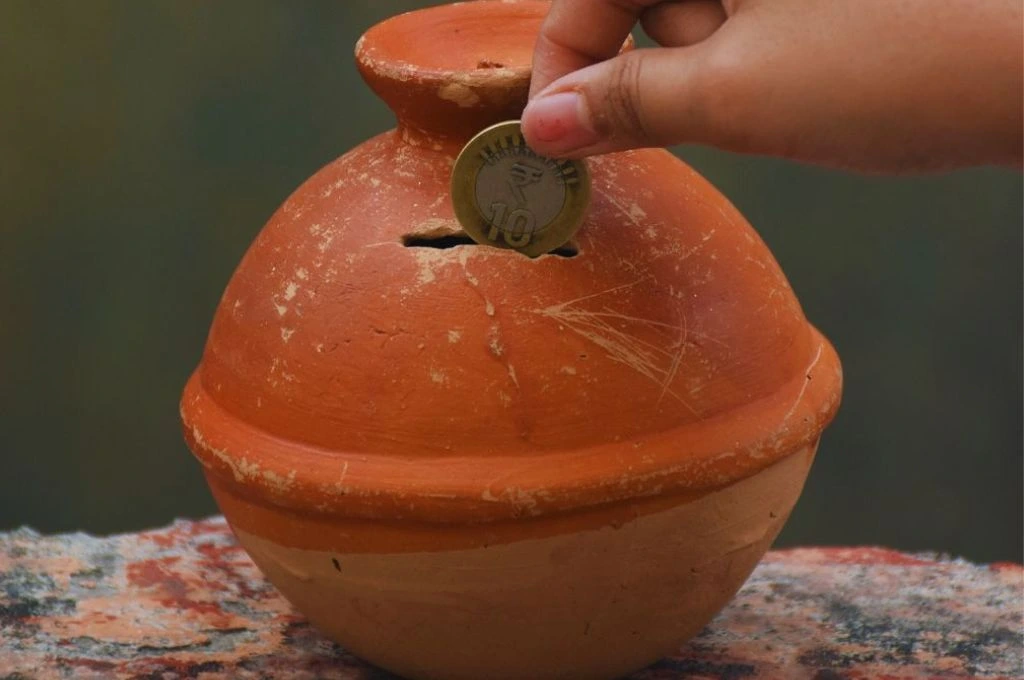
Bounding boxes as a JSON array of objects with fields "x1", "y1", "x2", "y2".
[{"x1": 524, "y1": 91, "x2": 598, "y2": 154}]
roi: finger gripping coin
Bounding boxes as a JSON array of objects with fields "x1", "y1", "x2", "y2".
[{"x1": 451, "y1": 121, "x2": 590, "y2": 258}]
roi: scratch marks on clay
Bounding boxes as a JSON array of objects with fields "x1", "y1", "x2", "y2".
[
  {"x1": 536, "y1": 279, "x2": 716, "y2": 414},
  {"x1": 603, "y1": 181, "x2": 720, "y2": 262},
  {"x1": 327, "y1": 460, "x2": 351, "y2": 497},
  {"x1": 781, "y1": 342, "x2": 824, "y2": 425},
  {"x1": 606, "y1": 193, "x2": 648, "y2": 226},
  {"x1": 659, "y1": 310, "x2": 687, "y2": 404},
  {"x1": 603, "y1": 193, "x2": 652, "y2": 235},
  {"x1": 679, "y1": 229, "x2": 717, "y2": 261}
]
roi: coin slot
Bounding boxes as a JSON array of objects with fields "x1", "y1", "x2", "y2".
[
  {"x1": 402, "y1": 233, "x2": 579, "y2": 258},
  {"x1": 403, "y1": 233, "x2": 478, "y2": 249}
]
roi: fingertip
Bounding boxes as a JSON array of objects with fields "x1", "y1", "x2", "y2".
[{"x1": 522, "y1": 90, "x2": 600, "y2": 157}]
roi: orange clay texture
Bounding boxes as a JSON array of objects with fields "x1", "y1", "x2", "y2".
[{"x1": 178, "y1": 2, "x2": 843, "y2": 678}]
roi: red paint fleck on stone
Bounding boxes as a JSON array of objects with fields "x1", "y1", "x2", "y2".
[
  {"x1": 767, "y1": 546, "x2": 940, "y2": 566},
  {"x1": 126, "y1": 555, "x2": 183, "y2": 589},
  {"x1": 0, "y1": 517, "x2": 1020, "y2": 679},
  {"x1": 989, "y1": 561, "x2": 1024, "y2": 573}
]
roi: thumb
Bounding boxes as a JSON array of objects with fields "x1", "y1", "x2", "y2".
[{"x1": 522, "y1": 46, "x2": 723, "y2": 158}]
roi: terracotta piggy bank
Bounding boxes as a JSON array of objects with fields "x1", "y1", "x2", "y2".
[{"x1": 181, "y1": 2, "x2": 842, "y2": 678}]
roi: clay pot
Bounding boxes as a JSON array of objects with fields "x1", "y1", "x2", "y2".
[{"x1": 180, "y1": 2, "x2": 842, "y2": 679}]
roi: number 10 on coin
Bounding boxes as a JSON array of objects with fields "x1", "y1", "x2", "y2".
[{"x1": 451, "y1": 121, "x2": 590, "y2": 258}]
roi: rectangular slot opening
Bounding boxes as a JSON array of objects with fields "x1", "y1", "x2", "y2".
[{"x1": 402, "y1": 233, "x2": 578, "y2": 258}]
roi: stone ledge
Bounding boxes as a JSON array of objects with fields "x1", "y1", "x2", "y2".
[{"x1": 0, "y1": 517, "x2": 1020, "y2": 679}]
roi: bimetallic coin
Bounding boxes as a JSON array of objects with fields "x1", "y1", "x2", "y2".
[{"x1": 451, "y1": 121, "x2": 590, "y2": 258}]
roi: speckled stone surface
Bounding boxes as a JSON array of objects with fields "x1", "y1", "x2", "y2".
[{"x1": 0, "y1": 517, "x2": 1020, "y2": 680}]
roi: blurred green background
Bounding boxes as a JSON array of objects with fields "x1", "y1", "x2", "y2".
[{"x1": 1, "y1": 1, "x2": 1020, "y2": 563}]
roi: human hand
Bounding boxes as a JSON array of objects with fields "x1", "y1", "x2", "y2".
[{"x1": 521, "y1": 0, "x2": 1023, "y2": 172}]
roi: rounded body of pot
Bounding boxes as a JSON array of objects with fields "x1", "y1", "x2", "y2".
[{"x1": 181, "y1": 2, "x2": 842, "y2": 679}]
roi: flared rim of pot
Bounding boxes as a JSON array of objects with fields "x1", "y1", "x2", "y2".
[
  {"x1": 354, "y1": 0, "x2": 632, "y2": 142},
  {"x1": 180, "y1": 328, "x2": 840, "y2": 523}
]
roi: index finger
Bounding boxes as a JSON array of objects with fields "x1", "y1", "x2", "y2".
[{"x1": 530, "y1": 0, "x2": 657, "y2": 97}]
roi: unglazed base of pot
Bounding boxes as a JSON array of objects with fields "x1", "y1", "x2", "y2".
[{"x1": 223, "y1": 446, "x2": 816, "y2": 680}]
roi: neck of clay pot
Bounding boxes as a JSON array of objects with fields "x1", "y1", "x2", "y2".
[
  {"x1": 357, "y1": 55, "x2": 532, "y2": 146},
  {"x1": 354, "y1": 1, "x2": 547, "y2": 146}
]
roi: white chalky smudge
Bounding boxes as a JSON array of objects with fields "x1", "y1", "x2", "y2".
[
  {"x1": 262, "y1": 469, "x2": 297, "y2": 493},
  {"x1": 194, "y1": 425, "x2": 261, "y2": 483},
  {"x1": 411, "y1": 249, "x2": 455, "y2": 286},
  {"x1": 438, "y1": 82, "x2": 481, "y2": 107}
]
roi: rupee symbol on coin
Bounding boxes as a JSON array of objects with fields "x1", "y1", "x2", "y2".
[{"x1": 508, "y1": 162, "x2": 544, "y2": 207}]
